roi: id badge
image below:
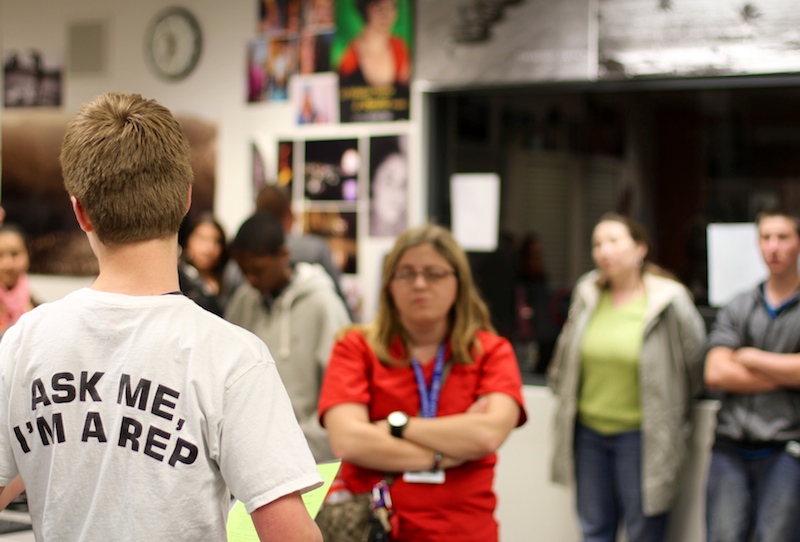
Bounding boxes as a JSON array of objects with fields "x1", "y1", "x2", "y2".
[{"x1": 402, "y1": 469, "x2": 445, "y2": 484}]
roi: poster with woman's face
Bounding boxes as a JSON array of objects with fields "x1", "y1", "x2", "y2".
[
  {"x1": 304, "y1": 139, "x2": 360, "y2": 201},
  {"x1": 333, "y1": 0, "x2": 413, "y2": 122},
  {"x1": 369, "y1": 135, "x2": 408, "y2": 237}
]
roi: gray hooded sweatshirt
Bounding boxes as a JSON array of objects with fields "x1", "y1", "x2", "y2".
[{"x1": 224, "y1": 262, "x2": 351, "y2": 462}]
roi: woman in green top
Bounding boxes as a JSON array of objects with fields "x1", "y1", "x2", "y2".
[{"x1": 548, "y1": 213, "x2": 706, "y2": 542}]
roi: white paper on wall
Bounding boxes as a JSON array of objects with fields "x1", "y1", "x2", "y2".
[
  {"x1": 707, "y1": 223, "x2": 767, "y2": 307},
  {"x1": 450, "y1": 173, "x2": 500, "y2": 252}
]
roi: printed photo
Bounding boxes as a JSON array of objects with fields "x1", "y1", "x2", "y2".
[
  {"x1": 4, "y1": 49, "x2": 63, "y2": 107},
  {"x1": 369, "y1": 135, "x2": 408, "y2": 237},
  {"x1": 304, "y1": 139, "x2": 360, "y2": 201},
  {"x1": 278, "y1": 140, "x2": 294, "y2": 191},
  {"x1": 299, "y1": 31, "x2": 334, "y2": 74},
  {"x1": 302, "y1": 0, "x2": 335, "y2": 31},
  {"x1": 247, "y1": 37, "x2": 297, "y2": 102},
  {"x1": 259, "y1": 0, "x2": 301, "y2": 34},
  {"x1": 291, "y1": 73, "x2": 338, "y2": 124},
  {"x1": 334, "y1": 0, "x2": 413, "y2": 122}
]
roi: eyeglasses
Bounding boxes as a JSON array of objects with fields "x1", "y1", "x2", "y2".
[{"x1": 392, "y1": 267, "x2": 456, "y2": 284}]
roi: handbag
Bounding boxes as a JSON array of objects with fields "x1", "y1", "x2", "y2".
[{"x1": 316, "y1": 480, "x2": 393, "y2": 542}]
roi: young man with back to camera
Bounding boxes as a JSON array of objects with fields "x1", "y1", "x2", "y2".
[
  {"x1": 0, "y1": 92, "x2": 323, "y2": 541},
  {"x1": 704, "y1": 208, "x2": 800, "y2": 542},
  {"x1": 225, "y1": 210, "x2": 351, "y2": 462}
]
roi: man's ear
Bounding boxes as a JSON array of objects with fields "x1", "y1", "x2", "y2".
[
  {"x1": 185, "y1": 185, "x2": 193, "y2": 216},
  {"x1": 71, "y1": 197, "x2": 94, "y2": 233}
]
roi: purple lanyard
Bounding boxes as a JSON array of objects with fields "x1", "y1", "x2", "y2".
[{"x1": 411, "y1": 343, "x2": 446, "y2": 418}]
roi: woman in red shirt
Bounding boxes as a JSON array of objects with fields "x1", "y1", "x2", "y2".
[{"x1": 318, "y1": 224, "x2": 527, "y2": 542}]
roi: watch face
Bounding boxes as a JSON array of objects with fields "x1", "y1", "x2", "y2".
[
  {"x1": 145, "y1": 7, "x2": 203, "y2": 81},
  {"x1": 388, "y1": 411, "x2": 408, "y2": 427}
]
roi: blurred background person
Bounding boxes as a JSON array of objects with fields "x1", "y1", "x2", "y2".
[
  {"x1": 0, "y1": 223, "x2": 38, "y2": 509},
  {"x1": 0, "y1": 224, "x2": 37, "y2": 337},
  {"x1": 178, "y1": 212, "x2": 235, "y2": 316},
  {"x1": 225, "y1": 211, "x2": 351, "y2": 461},
  {"x1": 317, "y1": 224, "x2": 526, "y2": 542},
  {"x1": 513, "y1": 232, "x2": 562, "y2": 374},
  {"x1": 548, "y1": 212, "x2": 706, "y2": 542},
  {"x1": 256, "y1": 184, "x2": 350, "y2": 315},
  {"x1": 703, "y1": 209, "x2": 800, "y2": 542}
]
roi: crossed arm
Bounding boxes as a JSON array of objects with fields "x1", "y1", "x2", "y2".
[
  {"x1": 322, "y1": 393, "x2": 520, "y2": 473},
  {"x1": 704, "y1": 345, "x2": 800, "y2": 392}
]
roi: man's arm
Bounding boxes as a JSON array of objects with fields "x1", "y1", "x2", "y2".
[
  {"x1": 704, "y1": 346, "x2": 780, "y2": 393},
  {"x1": 0, "y1": 476, "x2": 23, "y2": 511},
  {"x1": 251, "y1": 491, "x2": 322, "y2": 542},
  {"x1": 732, "y1": 347, "x2": 800, "y2": 388}
]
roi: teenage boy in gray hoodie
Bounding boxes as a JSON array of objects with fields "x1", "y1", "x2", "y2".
[
  {"x1": 225, "y1": 211, "x2": 351, "y2": 462},
  {"x1": 703, "y1": 209, "x2": 800, "y2": 542}
]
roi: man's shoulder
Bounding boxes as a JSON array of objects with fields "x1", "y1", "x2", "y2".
[{"x1": 718, "y1": 285, "x2": 761, "y2": 313}]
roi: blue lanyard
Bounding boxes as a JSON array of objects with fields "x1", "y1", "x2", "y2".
[{"x1": 411, "y1": 343, "x2": 446, "y2": 418}]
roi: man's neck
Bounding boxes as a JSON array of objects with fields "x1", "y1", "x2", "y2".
[
  {"x1": 765, "y1": 270, "x2": 800, "y2": 306},
  {"x1": 90, "y1": 236, "x2": 181, "y2": 296}
]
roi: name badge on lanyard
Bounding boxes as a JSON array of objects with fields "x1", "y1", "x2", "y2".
[{"x1": 403, "y1": 343, "x2": 447, "y2": 484}]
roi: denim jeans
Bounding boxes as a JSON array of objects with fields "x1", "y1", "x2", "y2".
[
  {"x1": 574, "y1": 423, "x2": 668, "y2": 542},
  {"x1": 706, "y1": 446, "x2": 800, "y2": 542}
]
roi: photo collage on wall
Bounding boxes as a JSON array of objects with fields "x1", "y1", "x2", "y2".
[
  {"x1": 3, "y1": 49, "x2": 63, "y2": 107},
  {"x1": 252, "y1": 135, "x2": 409, "y2": 321},
  {"x1": 248, "y1": 0, "x2": 413, "y2": 123}
]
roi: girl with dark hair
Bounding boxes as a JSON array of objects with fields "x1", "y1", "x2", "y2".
[
  {"x1": 0, "y1": 224, "x2": 37, "y2": 335},
  {"x1": 178, "y1": 212, "x2": 233, "y2": 315}
]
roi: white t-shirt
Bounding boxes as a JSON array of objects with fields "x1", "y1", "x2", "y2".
[{"x1": 0, "y1": 288, "x2": 322, "y2": 541}]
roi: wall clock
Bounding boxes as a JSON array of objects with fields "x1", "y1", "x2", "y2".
[{"x1": 145, "y1": 6, "x2": 203, "y2": 81}]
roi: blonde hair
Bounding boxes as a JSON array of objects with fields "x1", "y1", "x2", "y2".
[
  {"x1": 60, "y1": 93, "x2": 193, "y2": 245},
  {"x1": 365, "y1": 224, "x2": 495, "y2": 366}
]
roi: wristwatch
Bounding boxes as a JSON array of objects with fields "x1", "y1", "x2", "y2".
[{"x1": 387, "y1": 411, "x2": 409, "y2": 438}]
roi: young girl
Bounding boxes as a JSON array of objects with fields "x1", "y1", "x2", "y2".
[{"x1": 0, "y1": 224, "x2": 35, "y2": 335}]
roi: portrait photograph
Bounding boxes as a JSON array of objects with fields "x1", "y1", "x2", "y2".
[
  {"x1": 334, "y1": 0, "x2": 413, "y2": 122},
  {"x1": 369, "y1": 135, "x2": 408, "y2": 237}
]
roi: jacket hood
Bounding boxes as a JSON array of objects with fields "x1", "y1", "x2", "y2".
[
  {"x1": 274, "y1": 262, "x2": 340, "y2": 358},
  {"x1": 573, "y1": 269, "x2": 692, "y2": 332}
]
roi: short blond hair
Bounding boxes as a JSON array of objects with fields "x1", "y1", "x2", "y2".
[{"x1": 60, "y1": 93, "x2": 193, "y2": 245}]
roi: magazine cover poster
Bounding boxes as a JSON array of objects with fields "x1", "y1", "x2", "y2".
[{"x1": 334, "y1": 0, "x2": 413, "y2": 122}]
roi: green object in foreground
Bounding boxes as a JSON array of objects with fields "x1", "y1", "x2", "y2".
[{"x1": 226, "y1": 460, "x2": 342, "y2": 542}]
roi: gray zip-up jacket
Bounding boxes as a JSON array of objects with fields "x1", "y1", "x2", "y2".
[
  {"x1": 704, "y1": 284, "x2": 800, "y2": 445},
  {"x1": 548, "y1": 270, "x2": 706, "y2": 515}
]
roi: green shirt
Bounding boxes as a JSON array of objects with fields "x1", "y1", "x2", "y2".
[{"x1": 577, "y1": 290, "x2": 646, "y2": 435}]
